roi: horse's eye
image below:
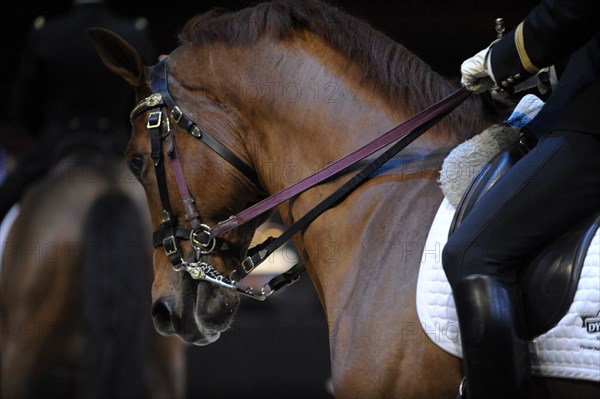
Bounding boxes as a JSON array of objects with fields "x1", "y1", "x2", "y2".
[{"x1": 127, "y1": 155, "x2": 145, "y2": 176}]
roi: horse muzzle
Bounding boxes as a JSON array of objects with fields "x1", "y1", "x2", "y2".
[{"x1": 151, "y1": 274, "x2": 239, "y2": 346}]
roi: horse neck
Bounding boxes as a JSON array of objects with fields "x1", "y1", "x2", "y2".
[
  {"x1": 172, "y1": 35, "x2": 482, "y2": 193},
  {"x1": 243, "y1": 38, "x2": 413, "y2": 189}
]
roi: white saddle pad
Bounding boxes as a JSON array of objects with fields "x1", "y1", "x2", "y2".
[{"x1": 417, "y1": 198, "x2": 600, "y2": 382}]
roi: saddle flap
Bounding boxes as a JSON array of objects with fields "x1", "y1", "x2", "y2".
[{"x1": 520, "y1": 212, "x2": 600, "y2": 338}]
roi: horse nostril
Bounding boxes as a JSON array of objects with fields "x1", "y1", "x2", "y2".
[
  {"x1": 223, "y1": 299, "x2": 236, "y2": 315},
  {"x1": 151, "y1": 299, "x2": 176, "y2": 336},
  {"x1": 196, "y1": 286, "x2": 240, "y2": 331}
]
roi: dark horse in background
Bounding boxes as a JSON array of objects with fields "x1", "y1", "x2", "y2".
[
  {"x1": 0, "y1": 135, "x2": 186, "y2": 398},
  {"x1": 89, "y1": 0, "x2": 600, "y2": 397}
]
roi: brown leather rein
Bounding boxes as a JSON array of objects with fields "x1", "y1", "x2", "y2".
[{"x1": 129, "y1": 57, "x2": 471, "y2": 300}]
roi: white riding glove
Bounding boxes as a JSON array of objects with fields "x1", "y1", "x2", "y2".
[{"x1": 460, "y1": 45, "x2": 496, "y2": 93}]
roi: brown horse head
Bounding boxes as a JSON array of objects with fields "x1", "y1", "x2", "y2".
[{"x1": 89, "y1": 28, "x2": 268, "y2": 345}]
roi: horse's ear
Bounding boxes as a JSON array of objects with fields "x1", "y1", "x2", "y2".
[{"x1": 88, "y1": 27, "x2": 149, "y2": 93}]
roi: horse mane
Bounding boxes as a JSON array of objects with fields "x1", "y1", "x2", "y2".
[{"x1": 179, "y1": 0, "x2": 493, "y2": 140}]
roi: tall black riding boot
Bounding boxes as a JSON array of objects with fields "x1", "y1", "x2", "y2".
[{"x1": 454, "y1": 274, "x2": 532, "y2": 399}]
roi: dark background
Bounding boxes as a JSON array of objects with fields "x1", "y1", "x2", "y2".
[
  {"x1": 1, "y1": 0, "x2": 539, "y2": 121},
  {"x1": 0, "y1": 1, "x2": 539, "y2": 397}
]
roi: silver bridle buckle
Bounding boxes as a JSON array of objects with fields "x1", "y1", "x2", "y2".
[
  {"x1": 190, "y1": 224, "x2": 217, "y2": 255},
  {"x1": 147, "y1": 111, "x2": 163, "y2": 129}
]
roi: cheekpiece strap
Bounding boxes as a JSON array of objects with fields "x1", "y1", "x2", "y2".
[{"x1": 149, "y1": 58, "x2": 260, "y2": 186}]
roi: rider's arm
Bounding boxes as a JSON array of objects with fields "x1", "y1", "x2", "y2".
[
  {"x1": 461, "y1": 0, "x2": 600, "y2": 93},
  {"x1": 491, "y1": 0, "x2": 600, "y2": 90}
]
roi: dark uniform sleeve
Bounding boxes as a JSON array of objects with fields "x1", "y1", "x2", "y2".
[{"x1": 490, "y1": 0, "x2": 600, "y2": 89}]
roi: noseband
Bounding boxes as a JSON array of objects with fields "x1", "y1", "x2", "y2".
[{"x1": 130, "y1": 56, "x2": 471, "y2": 301}]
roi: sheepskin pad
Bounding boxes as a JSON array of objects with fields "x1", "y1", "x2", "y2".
[{"x1": 438, "y1": 94, "x2": 544, "y2": 207}]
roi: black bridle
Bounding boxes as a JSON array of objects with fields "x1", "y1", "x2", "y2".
[
  {"x1": 130, "y1": 56, "x2": 471, "y2": 301},
  {"x1": 130, "y1": 58, "x2": 279, "y2": 300}
]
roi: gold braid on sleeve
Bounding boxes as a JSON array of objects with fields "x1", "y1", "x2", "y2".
[{"x1": 515, "y1": 22, "x2": 540, "y2": 74}]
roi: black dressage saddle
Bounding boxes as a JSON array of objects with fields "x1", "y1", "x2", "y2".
[{"x1": 448, "y1": 134, "x2": 600, "y2": 338}]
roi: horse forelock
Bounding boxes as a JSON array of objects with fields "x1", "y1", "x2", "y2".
[{"x1": 178, "y1": 0, "x2": 489, "y2": 142}]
